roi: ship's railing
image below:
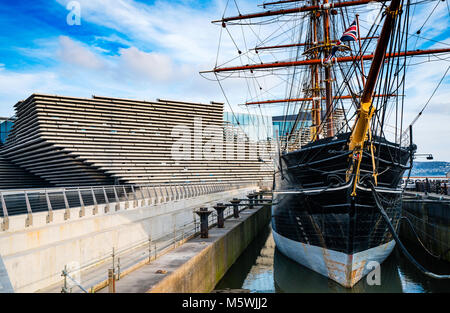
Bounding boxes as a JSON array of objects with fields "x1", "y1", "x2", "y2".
[
  {"x1": 403, "y1": 178, "x2": 449, "y2": 195},
  {"x1": 0, "y1": 181, "x2": 257, "y2": 230}
]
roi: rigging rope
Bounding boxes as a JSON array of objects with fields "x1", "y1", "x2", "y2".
[{"x1": 401, "y1": 65, "x2": 450, "y2": 137}]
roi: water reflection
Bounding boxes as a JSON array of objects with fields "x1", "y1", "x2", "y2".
[{"x1": 215, "y1": 225, "x2": 450, "y2": 293}]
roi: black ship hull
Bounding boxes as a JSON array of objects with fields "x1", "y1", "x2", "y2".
[{"x1": 272, "y1": 132, "x2": 410, "y2": 287}]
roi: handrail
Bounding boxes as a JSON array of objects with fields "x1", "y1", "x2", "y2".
[{"x1": 0, "y1": 181, "x2": 259, "y2": 228}]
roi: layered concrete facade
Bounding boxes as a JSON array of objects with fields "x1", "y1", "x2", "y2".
[{"x1": 0, "y1": 94, "x2": 273, "y2": 188}]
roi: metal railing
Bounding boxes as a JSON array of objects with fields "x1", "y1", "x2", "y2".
[{"x1": 0, "y1": 181, "x2": 258, "y2": 230}]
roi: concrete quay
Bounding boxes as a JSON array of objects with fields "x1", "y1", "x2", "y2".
[
  {"x1": 0, "y1": 184, "x2": 258, "y2": 293},
  {"x1": 97, "y1": 202, "x2": 271, "y2": 293}
]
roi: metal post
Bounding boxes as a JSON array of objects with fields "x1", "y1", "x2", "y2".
[
  {"x1": 117, "y1": 258, "x2": 121, "y2": 281},
  {"x1": 131, "y1": 185, "x2": 138, "y2": 208},
  {"x1": 213, "y1": 203, "x2": 226, "y2": 228},
  {"x1": 146, "y1": 186, "x2": 152, "y2": 205},
  {"x1": 61, "y1": 265, "x2": 68, "y2": 293},
  {"x1": 91, "y1": 187, "x2": 98, "y2": 215},
  {"x1": 1, "y1": 192, "x2": 9, "y2": 231},
  {"x1": 247, "y1": 193, "x2": 255, "y2": 209},
  {"x1": 194, "y1": 207, "x2": 213, "y2": 238},
  {"x1": 230, "y1": 198, "x2": 241, "y2": 218},
  {"x1": 112, "y1": 247, "x2": 115, "y2": 276},
  {"x1": 62, "y1": 190, "x2": 70, "y2": 220},
  {"x1": 78, "y1": 188, "x2": 85, "y2": 218},
  {"x1": 44, "y1": 190, "x2": 53, "y2": 224},
  {"x1": 103, "y1": 187, "x2": 110, "y2": 213},
  {"x1": 114, "y1": 186, "x2": 121, "y2": 211},
  {"x1": 24, "y1": 191, "x2": 33, "y2": 227}
]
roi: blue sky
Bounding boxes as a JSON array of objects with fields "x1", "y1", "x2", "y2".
[{"x1": 0, "y1": 0, "x2": 449, "y2": 160}]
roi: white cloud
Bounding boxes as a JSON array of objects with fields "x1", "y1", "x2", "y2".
[
  {"x1": 58, "y1": 36, "x2": 105, "y2": 69},
  {"x1": 118, "y1": 47, "x2": 174, "y2": 81}
]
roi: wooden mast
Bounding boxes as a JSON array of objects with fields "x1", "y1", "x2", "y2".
[
  {"x1": 322, "y1": 0, "x2": 334, "y2": 137},
  {"x1": 311, "y1": 4, "x2": 321, "y2": 141}
]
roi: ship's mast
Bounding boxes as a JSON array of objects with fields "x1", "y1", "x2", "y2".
[
  {"x1": 311, "y1": 3, "x2": 321, "y2": 141},
  {"x1": 322, "y1": 0, "x2": 334, "y2": 137},
  {"x1": 205, "y1": 0, "x2": 450, "y2": 150}
]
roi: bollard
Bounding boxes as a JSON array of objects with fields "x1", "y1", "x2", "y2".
[
  {"x1": 108, "y1": 269, "x2": 115, "y2": 293},
  {"x1": 259, "y1": 191, "x2": 264, "y2": 201},
  {"x1": 230, "y1": 198, "x2": 241, "y2": 218},
  {"x1": 213, "y1": 203, "x2": 227, "y2": 228},
  {"x1": 194, "y1": 207, "x2": 213, "y2": 238},
  {"x1": 247, "y1": 193, "x2": 255, "y2": 209}
]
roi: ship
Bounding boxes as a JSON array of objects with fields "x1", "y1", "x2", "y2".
[{"x1": 202, "y1": 0, "x2": 450, "y2": 287}]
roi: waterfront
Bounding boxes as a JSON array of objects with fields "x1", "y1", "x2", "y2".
[{"x1": 215, "y1": 225, "x2": 450, "y2": 293}]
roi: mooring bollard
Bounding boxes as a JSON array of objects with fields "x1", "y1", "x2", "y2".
[
  {"x1": 230, "y1": 198, "x2": 241, "y2": 218},
  {"x1": 213, "y1": 203, "x2": 227, "y2": 228},
  {"x1": 194, "y1": 207, "x2": 213, "y2": 238},
  {"x1": 247, "y1": 193, "x2": 255, "y2": 209}
]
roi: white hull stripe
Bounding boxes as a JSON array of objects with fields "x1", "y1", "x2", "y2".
[{"x1": 272, "y1": 229, "x2": 396, "y2": 288}]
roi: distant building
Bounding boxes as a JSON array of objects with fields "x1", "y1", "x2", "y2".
[
  {"x1": 0, "y1": 117, "x2": 14, "y2": 144},
  {"x1": 272, "y1": 113, "x2": 312, "y2": 138},
  {"x1": 223, "y1": 111, "x2": 273, "y2": 141}
]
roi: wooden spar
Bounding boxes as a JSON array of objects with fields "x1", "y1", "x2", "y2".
[
  {"x1": 203, "y1": 48, "x2": 450, "y2": 73},
  {"x1": 349, "y1": 0, "x2": 401, "y2": 152},
  {"x1": 262, "y1": 0, "x2": 305, "y2": 6},
  {"x1": 245, "y1": 94, "x2": 396, "y2": 106},
  {"x1": 347, "y1": 0, "x2": 401, "y2": 196},
  {"x1": 253, "y1": 37, "x2": 378, "y2": 51},
  {"x1": 213, "y1": 0, "x2": 386, "y2": 23}
]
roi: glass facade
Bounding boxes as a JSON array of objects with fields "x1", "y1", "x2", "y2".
[
  {"x1": 0, "y1": 119, "x2": 14, "y2": 144},
  {"x1": 223, "y1": 112, "x2": 273, "y2": 141},
  {"x1": 272, "y1": 114, "x2": 311, "y2": 138}
]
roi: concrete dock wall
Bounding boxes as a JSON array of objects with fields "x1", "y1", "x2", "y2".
[
  {"x1": 0, "y1": 186, "x2": 256, "y2": 293},
  {"x1": 401, "y1": 196, "x2": 450, "y2": 263},
  {"x1": 148, "y1": 204, "x2": 271, "y2": 293}
]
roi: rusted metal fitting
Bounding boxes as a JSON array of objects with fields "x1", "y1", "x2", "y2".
[
  {"x1": 194, "y1": 207, "x2": 213, "y2": 238},
  {"x1": 213, "y1": 203, "x2": 227, "y2": 228},
  {"x1": 230, "y1": 198, "x2": 241, "y2": 218}
]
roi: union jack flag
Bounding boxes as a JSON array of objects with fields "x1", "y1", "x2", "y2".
[
  {"x1": 324, "y1": 20, "x2": 359, "y2": 64},
  {"x1": 340, "y1": 21, "x2": 358, "y2": 42}
]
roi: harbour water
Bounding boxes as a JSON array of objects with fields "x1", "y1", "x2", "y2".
[{"x1": 215, "y1": 225, "x2": 450, "y2": 293}]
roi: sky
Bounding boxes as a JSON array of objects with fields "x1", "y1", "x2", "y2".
[{"x1": 0, "y1": 0, "x2": 449, "y2": 160}]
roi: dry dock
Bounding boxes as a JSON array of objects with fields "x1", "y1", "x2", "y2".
[{"x1": 98, "y1": 202, "x2": 271, "y2": 293}]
